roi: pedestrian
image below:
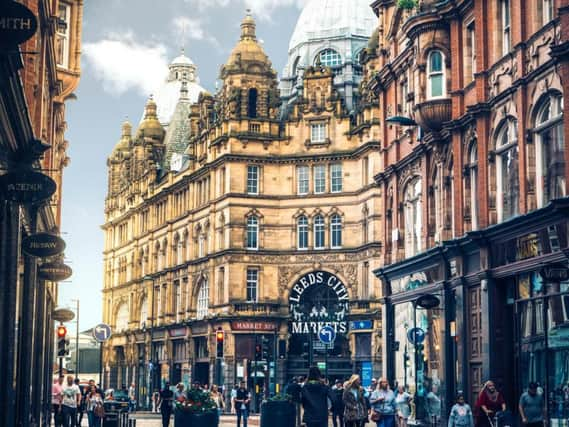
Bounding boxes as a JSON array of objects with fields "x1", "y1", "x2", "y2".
[
  {"x1": 300, "y1": 366, "x2": 334, "y2": 427},
  {"x1": 370, "y1": 378, "x2": 397, "y2": 427},
  {"x1": 286, "y1": 377, "x2": 303, "y2": 427},
  {"x1": 52, "y1": 376, "x2": 64, "y2": 427},
  {"x1": 152, "y1": 389, "x2": 159, "y2": 413},
  {"x1": 158, "y1": 381, "x2": 174, "y2": 427},
  {"x1": 61, "y1": 375, "x2": 82, "y2": 427},
  {"x1": 342, "y1": 374, "x2": 367, "y2": 427},
  {"x1": 128, "y1": 382, "x2": 137, "y2": 412},
  {"x1": 448, "y1": 392, "x2": 474, "y2": 427},
  {"x1": 474, "y1": 381, "x2": 507, "y2": 427},
  {"x1": 174, "y1": 383, "x2": 186, "y2": 402},
  {"x1": 519, "y1": 382, "x2": 545, "y2": 427},
  {"x1": 211, "y1": 384, "x2": 225, "y2": 415},
  {"x1": 395, "y1": 385, "x2": 411, "y2": 427},
  {"x1": 76, "y1": 378, "x2": 86, "y2": 427},
  {"x1": 331, "y1": 379, "x2": 345, "y2": 427},
  {"x1": 234, "y1": 380, "x2": 251, "y2": 427},
  {"x1": 86, "y1": 385, "x2": 104, "y2": 427},
  {"x1": 231, "y1": 384, "x2": 238, "y2": 414},
  {"x1": 426, "y1": 385, "x2": 442, "y2": 425}
]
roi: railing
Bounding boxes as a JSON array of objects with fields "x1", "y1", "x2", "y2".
[{"x1": 232, "y1": 302, "x2": 281, "y2": 314}]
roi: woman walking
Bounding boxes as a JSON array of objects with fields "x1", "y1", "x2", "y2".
[
  {"x1": 300, "y1": 366, "x2": 334, "y2": 427},
  {"x1": 370, "y1": 378, "x2": 397, "y2": 427},
  {"x1": 211, "y1": 384, "x2": 225, "y2": 416},
  {"x1": 475, "y1": 381, "x2": 506, "y2": 427},
  {"x1": 342, "y1": 375, "x2": 367, "y2": 427},
  {"x1": 395, "y1": 385, "x2": 411, "y2": 427},
  {"x1": 85, "y1": 385, "x2": 104, "y2": 427},
  {"x1": 449, "y1": 392, "x2": 474, "y2": 427}
]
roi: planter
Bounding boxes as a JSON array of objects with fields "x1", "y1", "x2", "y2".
[
  {"x1": 260, "y1": 400, "x2": 295, "y2": 427},
  {"x1": 174, "y1": 410, "x2": 219, "y2": 427}
]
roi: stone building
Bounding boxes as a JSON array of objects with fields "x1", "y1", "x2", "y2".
[
  {"x1": 369, "y1": 0, "x2": 569, "y2": 424},
  {"x1": 102, "y1": 0, "x2": 382, "y2": 408},
  {"x1": 0, "y1": 0, "x2": 83, "y2": 426}
]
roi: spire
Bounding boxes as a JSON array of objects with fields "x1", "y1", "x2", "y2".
[{"x1": 241, "y1": 9, "x2": 256, "y2": 41}]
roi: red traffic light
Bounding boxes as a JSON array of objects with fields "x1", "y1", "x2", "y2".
[
  {"x1": 57, "y1": 325, "x2": 67, "y2": 338},
  {"x1": 216, "y1": 330, "x2": 224, "y2": 342}
]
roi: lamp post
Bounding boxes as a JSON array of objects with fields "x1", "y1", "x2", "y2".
[{"x1": 71, "y1": 299, "x2": 80, "y2": 377}]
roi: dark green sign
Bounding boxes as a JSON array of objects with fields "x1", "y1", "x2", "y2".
[
  {"x1": 22, "y1": 233, "x2": 66, "y2": 257},
  {"x1": 38, "y1": 262, "x2": 72, "y2": 281},
  {"x1": 0, "y1": 1, "x2": 38, "y2": 47},
  {"x1": 0, "y1": 170, "x2": 56, "y2": 204}
]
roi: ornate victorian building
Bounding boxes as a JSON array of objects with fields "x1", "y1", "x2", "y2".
[
  {"x1": 369, "y1": 0, "x2": 569, "y2": 424},
  {"x1": 102, "y1": 2, "x2": 381, "y2": 408}
]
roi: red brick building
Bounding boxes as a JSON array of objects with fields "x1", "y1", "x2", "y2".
[{"x1": 368, "y1": 0, "x2": 569, "y2": 423}]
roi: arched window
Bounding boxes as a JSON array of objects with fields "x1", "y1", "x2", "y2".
[
  {"x1": 404, "y1": 178, "x2": 422, "y2": 257},
  {"x1": 139, "y1": 297, "x2": 148, "y2": 329},
  {"x1": 495, "y1": 119, "x2": 519, "y2": 221},
  {"x1": 330, "y1": 214, "x2": 342, "y2": 248},
  {"x1": 116, "y1": 303, "x2": 129, "y2": 332},
  {"x1": 177, "y1": 238, "x2": 184, "y2": 265},
  {"x1": 427, "y1": 50, "x2": 445, "y2": 99},
  {"x1": 467, "y1": 142, "x2": 479, "y2": 230},
  {"x1": 247, "y1": 88, "x2": 258, "y2": 118},
  {"x1": 314, "y1": 215, "x2": 325, "y2": 249},
  {"x1": 317, "y1": 49, "x2": 342, "y2": 67},
  {"x1": 246, "y1": 216, "x2": 259, "y2": 249},
  {"x1": 297, "y1": 216, "x2": 308, "y2": 250},
  {"x1": 196, "y1": 279, "x2": 209, "y2": 320},
  {"x1": 535, "y1": 94, "x2": 565, "y2": 207}
]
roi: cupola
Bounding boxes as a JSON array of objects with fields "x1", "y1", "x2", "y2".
[{"x1": 136, "y1": 97, "x2": 165, "y2": 141}]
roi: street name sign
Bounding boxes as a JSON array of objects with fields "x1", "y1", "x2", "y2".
[{"x1": 93, "y1": 323, "x2": 112, "y2": 342}]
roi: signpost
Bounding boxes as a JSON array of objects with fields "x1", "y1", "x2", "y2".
[
  {"x1": 93, "y1": 323, "x2": 112, "y2": 389},
  {"x1": 318, "y1": 326, "x2": 336, "y2": 380}
]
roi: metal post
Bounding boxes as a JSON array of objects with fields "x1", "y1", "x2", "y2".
[
  {"x1": 324, "y1": 343, "x2": 328, "y2": 381},
  {"x1": 99, "y1": 342, "x2": 103, "y2": 390},
  {"x1": 413, "y1": 302, "x2": 419, "y2": 419},
  {"x1": 75, "y1": 299, "x2": 80, "y2": 377}
]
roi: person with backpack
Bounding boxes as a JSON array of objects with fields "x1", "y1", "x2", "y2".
[
  {"x1": 331, "y1": 379, "x2": 345, "y2": 427},
  {"x1": 343, "y1": 375, "x2": 367, "y2": 427},
  {"x1": 300, "y1": 366, "x2": 335, "y2": 427},
  {"x1": 448, "y1": 392, "x2": 474, "y2": 427}
]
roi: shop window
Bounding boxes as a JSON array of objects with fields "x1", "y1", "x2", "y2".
[
  {"x1": 297, "y1": 215, "x2": 308, "y2": 250},
  {"x1": 246, "y1": 216, "x2": 259, "y2": 250},
  {"x1": 314, "y1": 215, "x2": 325, "y2": 249},
  {"x1": 297, "y1": 165, "x2": 309, "y2": 195},
  {"x1": 246, "y1": 268, "x2": 258, "y2": 303},
  {"x1": 403, "y1": 177, "x2": 423, "y2": 257},
  {"x1": 330, "y1": 214, "x2": 342, "y2": 248},
  {"x1": 317, "y1": 49, "x2": 342, "y2": 67},
  {"x1": 247, "y1": 88, "x2": 258, "y2": 118},
  {"x1": 196, "y1": 279, "x2": 209, "y2": 320},
  {"x1": 534, "y1": 94, "x2": 565, "y2": 207},
  {"x1": 427, "y1": 51, "x2": 445, "y2": 99},
  {"x1": 331, "y1": 163, "x2": 343, "y2": 193},
  {"x1": 247, "y1": 165, "x2": 259, "y2": 195},
  {"x1": 495, "y1": 119, "x2": 519, "y2": 221},
  {"x1": 314, "y1": 165, "x2": 326, "y2": 194}
]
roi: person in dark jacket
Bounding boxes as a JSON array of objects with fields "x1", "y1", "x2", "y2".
[
  {"x1": 157, "y1": 382, "x2": 174, "y2": 427},
  {"x1": 300, "y1": 366, "x2": 334, "y2": 427},
  {"x1": 343, "y1": 375, "x2": 367, "y2": 427},
  {"x1": 286, "y1": 377, "x2": 303, "y2": 427},
  {"x1": 332, "y1": 379, "x2": 346, "y2": 427}
]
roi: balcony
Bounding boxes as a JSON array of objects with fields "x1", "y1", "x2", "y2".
[
  {"x1": 413, "y1": 98, "x2": 451, "y2": 132},
  {"x1": 232, "y1": 302, "x2": 281, "y2": 315}
]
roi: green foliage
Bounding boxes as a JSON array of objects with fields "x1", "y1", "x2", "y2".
[
  {"x1": 266, "y1": 393, "x2": 293, "y2": 402},
  {"x1": 397, "y1": 0, "x2": 418, "y2": 9},
  {"x1": 175, "y1": 389, "x2": 217, "y2": 414}
]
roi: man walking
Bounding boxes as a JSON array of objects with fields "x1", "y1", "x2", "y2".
[
  {"x1": 158, "y1": 381, "x2": 174, "y2": 427},
  {"x1": 128, "y1": 382, "x2": 137, "y2": 412},
  {"x1": 331, "y1": 379, "x2": 345, "y2": 427},
  {"x1": 234, "y1": 380, "x2": 251, "y2": 427},
  {"x1": 52, "y1": 376, "x2": 64, "y2": 427},
  {"x1": 61, "y1": 375, "x2": 81, "y2": 427},
  {"x1": 519, "y1": 382, "x2": 545, "y2": 427}
]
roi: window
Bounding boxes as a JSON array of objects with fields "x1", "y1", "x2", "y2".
[
  {"x1": 139, "y1": 297, "x2": 148, "y2": 329},
  {"x1": 246, "y1": 268, "x2": 258, "y2": 303},
  {"x1": 317, "y1": 49, "x2": 342, "y2": 67},
  {"x1": 543, "y1": 0, "x2": 554, "y2": 24},
  {"x1": 331, "y1": 163, "x2": 343, "y2": 192},
  {"x1": 314, "y1": 215, "x2": 325, "y2": 249},
  {"x1": 196, "y1": 280, "x2": 209, "y2": 320},
  {"x1": 198, "y1": 234, "x2": 205, "y2": 258},
  {"x1": 297, "y1": 216, "x2": 309, "y2": 249},
  {"x1": 427, "y1": 50, "x2": 445, "y2": 99},
  {"x1": 292, "y1": 56, "x2": 301, "y2": 76},
  {"x1": 496, "y1": 119, "x2": 519, "y2": 221},
  {"x1": 175, "y1": 281, "x2": 182, "y2": 323},
  {"x1": 116, "y1": 303, "x2": 129, "y2": 332},
  {"x1": 432, "y1": 167, "x2": 444, "y2": 242},
  {"x1": 330, "y1": 214, "x2": 342, "y2": 248},
  {"x1": 404, "y1": 178, "x2": 422, "y2": 257},
  {"x1": 467, "y1": 142, "x2": 479, "y2": 230},
  {"x1": 247, "y1": 88, "x2": 258, "y2": 118},
  {"x1": 154, "y1": 286, "x2": 161, "y2": 320},
  {"x1": 297, "y1": 166, "x2": 309, "y2": 194},
  {"x1": 501, "y1": 0, "x2": 511, "y2": 55},
  {"x1": 314, "y1": 165, "x2": 326, "y2": 194},
  {"x1": 176, "y1": 239, "x2": 184, "y2": 265},
  {"x1": 535, "y1": 94, "x2": 565, "y2": 207},
  {"x1": 56, "y1": 3, "x2": 70, "y2": 68},
  {"x1": 311, "y1": 123, "x2": 326, "y2": 143},
  {"x1": 246, "y1": 216, "x2": 259, "y2": 250},
  {"x1": 466, "y1": 21, "x2": 476, "y2": 81},
  {"x1": 247, "y1": 165, "x2": 259, "y2": 194}
]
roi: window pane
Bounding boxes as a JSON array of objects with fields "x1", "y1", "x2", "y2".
[
  {"x1": 314, "y1": 165, "x2": 326, "y2": 193},
  {"x1": 297, "y1": 216, "x2": 308, "y2": 249},
  {"x1": 246, "y1": 269, "x2": 258, "y2": 302},
  {"x1": 500, "y1": 146, "x2": 519, "y2": 219},
  {"x1": 331, "y1": 163, "x2": 343, "y2": 192},
  {"x1": 311, "y1": 124, "x2": 326, "y2": 143},
  {"x1": 430, "y1": 75, "x2": 443, "y2": 98},
  {"x1": 297, "y1": 166, "x2": 309, "y2": 194},
  {"x1": 247, "y1": 217, "x2": 258, "y2": 249},
  {"x1": 314, "y1": 216, "x2": 325, "y2": 249},
  {"x1": 318, "y1": 49, "x2": 342, "y2": 67},
  {"x1": 331, "y1": 215, "x2": 342, "y2": 248},
  {"x1": 247, "y1": 165, "x2": 259, "y2": 194},
  {"x1": 430, "y1": 51, "x2": 442, "y2": 72}
]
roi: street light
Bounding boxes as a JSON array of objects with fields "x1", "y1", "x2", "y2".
[{"x1": 70, "y1": 299, "x2": 80, "y2": 377}]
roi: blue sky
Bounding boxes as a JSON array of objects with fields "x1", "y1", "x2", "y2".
[{"x1": 59, "y1": 0, "x2": 307, "y2": 333}]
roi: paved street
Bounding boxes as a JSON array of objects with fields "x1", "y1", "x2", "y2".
[{"x1": 66, "y1": 413, "x2": 262, "y2": 427}]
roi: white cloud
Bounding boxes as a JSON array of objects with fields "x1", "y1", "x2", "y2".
[
  {"x1": 83, "y1": 32, "x2": 169, "y2": 96},
  {"x1": 183, "y1": 0, "x2": 308, "y2": 21},
  {"x1": 172, "y1": 16, "x2": 219, "y2": 46}
]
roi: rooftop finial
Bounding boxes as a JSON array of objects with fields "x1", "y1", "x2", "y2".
[{"x1": 241, "y1": 10, "x2": 256, "y2": 41}]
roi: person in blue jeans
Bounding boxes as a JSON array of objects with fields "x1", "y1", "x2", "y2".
[
  {"x1": 370, "y1": 378, "x2": 397, "y2": 427},
  {"x1": 234, "y1": 380, "x2": 251, "y2": 427}
]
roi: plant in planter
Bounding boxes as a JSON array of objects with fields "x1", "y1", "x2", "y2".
[
  {"x1": 260, "y1": 394, "x2": 296, "y2": 427},
  {"x1": 397, "y1": 0, "x2": 418, "y2": 9},
  {"x1": 175, "y1": 389, "x2": 219, "y2": 427}
]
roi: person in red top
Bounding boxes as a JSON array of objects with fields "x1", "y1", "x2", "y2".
[{"x1": 475, "y1": 381, "x2": 506, "y2": 427}]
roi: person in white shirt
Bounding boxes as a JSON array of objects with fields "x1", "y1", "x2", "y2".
[{"x1": 61, "y1": 375, "x2": 81, "y2": 427}]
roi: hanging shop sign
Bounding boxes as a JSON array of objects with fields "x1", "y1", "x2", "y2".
[
  {"x1": 0, "y1": 1, "x2": 38, "y2": 48},
  {"x1": 53, "y1": 308, "x2": 75, "y2": 323},
  {"x1": 416, "y1": 294, "x2": 440, "y2": 309},
  {"x1": 22, "y1": 232, "x2": 65, "y2": 257},
  {"x1": 289, "y1": 270, "x2": 349, "y2": 335},
  {"x1": 0, "y1": 170, "x2": 56, "y2": 204},
  {"x1": 38, "y1": 262, "x2": 72, "y2": 281}
]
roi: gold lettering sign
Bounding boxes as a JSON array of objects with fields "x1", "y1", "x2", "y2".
[{"x1": 516, "y1": 233, "x2": 540, "y2": 261}]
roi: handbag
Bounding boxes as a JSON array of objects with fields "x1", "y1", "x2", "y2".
[
  {"x1": 94, "y1": 403, "x2": 105, "y2": 418},
  {"x1": 371, "y1": 410, "x2": 382, "y2": 422}
]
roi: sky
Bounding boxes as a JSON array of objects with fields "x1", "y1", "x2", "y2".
[{"x1": 59, "y1": 0, "x2": 308, "y2": 334}]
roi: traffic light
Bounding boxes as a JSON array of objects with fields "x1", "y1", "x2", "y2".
[
  {"x1": 261, "y1": 335, "x2": 271, "y2": 360},
  {"x1": 56, "y1": 325, "x2": 69, "y2": 357},
  {"x1": 216, "y1": 328, "x2": 224, "y2": 358},
  {"x1": 255, "y1": 343, "x2": 262, "y2": 360}
]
